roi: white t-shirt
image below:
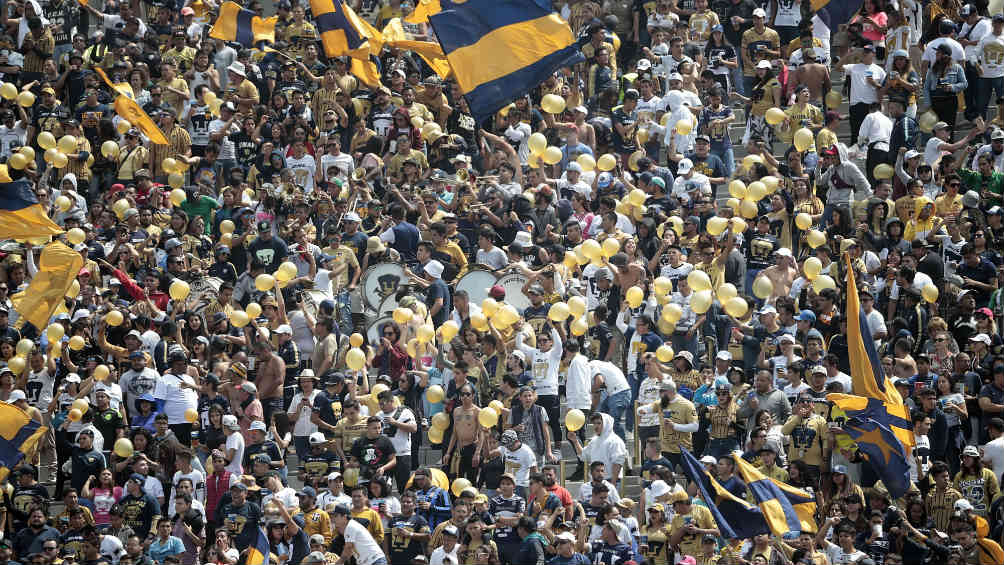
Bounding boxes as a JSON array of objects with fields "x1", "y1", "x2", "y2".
[
  {"x1": 845, "y1": 63, "x2": 886, "y2": 105},
  {"x1": 286, "y1": 153, "x2": 318, "y2": 193},
  {"x1": 590, "y1": 360, "x2": 631, "y2": 397},
  {"x1": 142, "y1": 475, "x2": 164, "y2": 502},
  {"x1": 910, "y1": 433, "x2": 932, "y2": 481},
  {"x1": 264, "y1": 486, "x2": 299, "y2": 511},
  {"x1": 977, "y1": 33, "x2": 1004, "y2": 78},
  {"x1": 100, "y1": 533, "x2": 125, "y2": 564},
  {"x1": 377, "y1": 406, "x2": 415, "y2": 455},
  {"x1": 168, "y1": 468, "x2": 207, "y2": 516},
  {"x1": 208, "y1": 119, "x2": 237, "y2": 160},
  {"x1": 501, "y1": 443, "x2": 537, "y2": 487},
  {"x1": 924, "y1": 136, "x2": 950, "y2": 167},
  {"x1": 225, "y1": 432, "x2": 245, "y2": 475},
  {"x1": 960, "y1": 18, "x2": 992, "y2": 61},
  {"x1": 822, "y1": 540, "x2": 867, "y2": 564},
  {"x1": 319, "y1": 152, "x2": 354, "y2": 180},
  {"x1": 504, "y1": 122, "x2": 532, "y2": 164},
  {"x1": 342, "y1": 518, "x2": 386, "y2": 565},
  {"x1": 25, "y1": 368, "x2": 56, "y2": 411},
  {"x1": 153, "y1": 373, "x2": 199, "y2": 425},
  {"x1": 0, "y1": 123, "x2": 26, "y2": 158},
  {"x1": 922, "y1": 38, "x2": 965, "y2": 67},
  {"x1": 430, "y1": 545, "x2": 459, "y2": 565},
  {"x1": 288, "y1": 390, "x2": 321, "y2": 437},
  {"x1": 983, "y1": 437, "x2": 1004, "y2": 485}
]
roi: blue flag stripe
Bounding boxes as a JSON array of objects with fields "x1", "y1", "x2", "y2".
[
  {"x1": 431, "y1": 0, "x2": 557, "y2": 52},
  {"x1": 679, "y1": 448, "x2": 769, "y2": 540},
  {"x1": 0, "y1": 180, "x2": 40, "y2": 212},
  {"x1": 235, "y1": 8, "x2": 255, "y2": 46}
]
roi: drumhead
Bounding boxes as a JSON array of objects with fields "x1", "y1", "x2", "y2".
[
  {"x1": 360, "y1": 263, "x2": 406, "y2": 311},
  {"x1": 378, "y1": 287, "x2": 427, "y2": 315},
  {"x1": 455, "y1": 268, "x2": 497, "y2": 310},
  {"x1": 497, "y1": 272, "x2": 530, "y2": 312},
  {"x1": 366, "y1": 314, "x2": 394, "y2": 347}
]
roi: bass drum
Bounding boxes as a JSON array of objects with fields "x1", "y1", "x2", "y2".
[
  {"x1": 189, "y1": 277, "x2": 223, "y2": 313},
  {"x1": 454, "y1": 268, "x2": 497, "y2": 310},
  {"x1": 497, "y1": 272, "x2": 530, "y2": 312},
  {"x1": 299, "y1": 290, "x2": 331, "y2": 320},
  {"x1": 366, "y1": 314, "x2": 395, "y2": 348},
  {"x1": 360, "y1": 263, "x2": 406, "y2": 312}
]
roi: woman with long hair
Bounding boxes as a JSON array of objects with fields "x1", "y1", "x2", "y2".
[
  {"x1": 938, "y1": 374, "x2": 969, "y2": 473},
  {"x1": 851, "y1": 0, "x2": 888, "y2": 56},
  {"x1": 821, "y1": 466, "x2": 865, "y2": 516},
  {"x1": 883, "y1": 45, "x2": 920, "y2": 118},
  {"x1": 640, "y1": 504, "x2": 671, "y2": 565},
  {"x1": 704, "y1": 26, "x2": 738, "y2": 93},
  {"x1": 460, "y1": 514, "x2": 499, "y2": 565},
  {"x1": 82, "y1": 468, "x2": 123, "y2": 526},
  {"x1": 922, "y1": 43, "x2": 968, "y2": 140},
  {"x1": 733, "y1": 62, "x2": 782, "y2": 149},
  {"x1": 930, "y1": 330, "x2": 957, "y2": 378},
  {"x1": 952, "y1": 446, "x2": 999, "y2": 515}
]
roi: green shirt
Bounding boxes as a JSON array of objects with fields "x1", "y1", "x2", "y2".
[
  {"x1": 180, "y1": 195, "x2": 221, "y2": 234},
  {"x1": 959, "y1": 168, "x2": 1004, "y2": 206}
]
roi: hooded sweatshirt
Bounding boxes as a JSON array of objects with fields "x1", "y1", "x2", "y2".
[
  {"x1": 581, "y1": 413, "x2": 628, "y2": 481},
  {"x1": 53, "y1": 173, "x2": 87, "y2": 225},
  {"x1": 817, "y1": 143, "x2": 871, "y2": 209},
  {"x1": 904, "y1": 196, "x2": 938, "y2": 242}
]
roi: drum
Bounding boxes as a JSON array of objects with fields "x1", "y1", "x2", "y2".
[
  {"x1": 366, "y1": 314, "x2": 395, "y2": 348},
  {"x1": 189, "y1": 277, "x2": 223, "y2": 313},
  {"x1": 360, "y1": 263, "x2": 406, "y2": 312},
  {"x1": 378, "y1": 287, "x2": 427, "y2": 316},
  {"x1": 299, "y1": 290, "x2": 330, "y2": 320},
  {"x1": 454, "y1": 268, "x2": 497, "y2": 310},
  {"x1": 496, "y1": 272, "x2": 530, "y2": 312}
]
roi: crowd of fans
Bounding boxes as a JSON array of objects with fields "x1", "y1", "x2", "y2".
[{"x1": 4, "y1": 0, "x2": 1004, "y2": 565}]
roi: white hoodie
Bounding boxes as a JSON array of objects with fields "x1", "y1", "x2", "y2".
[{"x1": 581, "y1": 413, "x2": 628, "y2": 481}]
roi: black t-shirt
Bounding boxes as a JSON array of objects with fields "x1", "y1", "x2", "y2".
[
  {"x1": 387, "y1": 513, "x2": 429, "y2": 564},
  {"x1": 32, "y1": 104, "x2": 70, "y2": 143},
  {"x1": 248, "y1": 236, "x2": 289, "y2": 272},
  {"x1": 350, "y1": 435, "x2": 395, "y2": 481},
  {"x1": 230, "y1": 131, "x2": 259, "y2": 168},
  {"x1": 744, "y1": 231, "x2": 779, "y2": 270},
  {"x1": 611, "y1": 107, "x2": 638, "y2": 153}
]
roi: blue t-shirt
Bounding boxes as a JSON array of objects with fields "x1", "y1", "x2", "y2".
[
  {"x1": 549, "y1": 553, "x2": 592, "y2": 565},
  {"x1": 148, "y1": 536, "x2": 184, "y2": 564}
]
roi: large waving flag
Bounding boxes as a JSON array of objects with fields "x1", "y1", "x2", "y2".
[
  {"x1": 113, "y1": 96, "x2": 169, "y2": 145},
  {"x1": 237, "y1": 525, "x2": 270, "y2": 565},
  {"x1": 12, "y1": 242, "x2": 83, "y2": 330},
  {"x1": 0, "y1": 171, "x2": 64, "y2": 240},
  {"x1": 209, "y1": 1, "x2": 278, "y2": 47},
  {"x1": 732, "y1": 454, "x2": 817, "y2": 536},
  {"x1": 94, "y1": 68, "x2": 135, "y2": 100},
  {"x1": 841, "y1": 416, "x2": 912, "y2": 499},
  {"x1": 679, "y1": 448, "x2": 769, "y2": 540},
  {"x1": 382, "y1": 18, "x2": 452, "y2": 79},
  {"x1": 405, "y1": 0, "x2": 443, "y2": 23},
  {"x1": 311, "y1": 0, "x2": 384, "y2": 86},
  {"x1": 0, "y1": 403, "x2": 47, "y2": 482},
  {"x1": 427, "y1": 0, "x2": 584, "y2": 123}
]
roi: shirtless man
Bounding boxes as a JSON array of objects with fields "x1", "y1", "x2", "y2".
[
  {"x1": 759, "y1": 248, "x2": 798, "y2": 303},
  {"x1": 790, "y1": 55, "x2": 832, "y2": 105},
  {"x1": 442, "y1": 383, "x2": 482, "y2": 482},
  {"x1": 253, "y1": 339, "x2": 287, "y2": 434}
]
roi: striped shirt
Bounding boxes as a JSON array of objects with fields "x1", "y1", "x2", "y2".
[
  {"x1": 311, "y1": 87, "x2": 342, "y2": 120},
  {"x1": 149, "y1": 125, "x2": 192, "y2": 179},
  {"x1": 708, "y1": 398, "x2": 738, "y2": 439},
  {"x1": 925, "y1": 487, "x2": 963, "y2": 532},
  {"x1": 22, "y1": 30, "x2": 54, "y2": 75},
  {"x1": 65, "y1": 137, "x2": 92, "y2": 181}
]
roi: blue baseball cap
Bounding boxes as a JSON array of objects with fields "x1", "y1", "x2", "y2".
[
  {"x1": 798, "y1": 309, "x2": 816, "y2": 322},
  {"x1": 597, "y1": 172, "x2": 613, "y2": 188}
]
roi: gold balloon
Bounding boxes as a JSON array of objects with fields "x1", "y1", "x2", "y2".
[
  {"x1": 548, "y1": 302, "x2": 571, "y2": 322},
  {"x1": 255, "y1": 274, "x2": 276, "y2": 291},
  {"x1": 740, "y1": 199, "x2": 759, "y2": 219},
  {"x1": 570, "y1": 315, "x2": 588, "y2": 336},
  {"x1": 743, "y1": 154, "x2": 763, "y2": 170},
  {"x1": 628, "y1": 150, "x2": 646, "y2": 172},
  {"x1": 528, "y1": 132, "x2": 547, "y2": 156},
  {"x1": 246, "y1": 302, "x2": 262, "y2": 318},
  {"x1": 765, "y1": 107, "x2": 786, "y2": 125},
  {"x1": 15, "y1": 339, "x2": 33, "y2": 357},
  {"x1": 17, "y1": 91, "x2": 35, "y2": 107},
  {"x1": 577, "y1": 153, "x2": 596, "y2": 172},
  {"x1": 105, "y1": 310, "x2": 124, "y2": 326},
  {"x1": 345, "y1": 347, "x2": 366, "y2": 371},
  {"x1": 7, "y1": 152, "x2": 27, "y2": 170},
  {"x1": 116, "y1": 119, "x2": 132, "y2": 134},
  {"x1": 663, "y1": 303, "x2": 683, "y2": 324},
  {"x1": 918, "y1": 111, "x2": 938, "y2": 133},
  {"x1": 439, "y1": 320, "x2": 459, "y2": 342},
  {"x1": 220, "y1": 220, "x2": 236, "y2": 234},
  {"x1": 628, "y1": 188, "x2": 647, "y2": 207},
  {"x1": 43, "y1": 148, "x2": 58, "y2": 164},
  {"x1": 426, "y1": 385, "x2": 445, "y2": 404},
  {"x1": 278, "y1": 262, "x2": 298, "y2": 280},
  {"x1": 656, "y1": 344, "x2": 675, "y2": 363},
  {"x1": 675, "y1": 118, "x2": 693, "y2": 135},
  {"x1": 416, "y1": 323, "x2": 435, "y2": 344},
  {"x1": 37, "y1": 131, "x2": 56, "y2": 150},
  {"x1": 57, "y1": 135, "x2": 77, "y2": 154},
  {"x1": 428, "y1": 426, "x2": 445, "y2": 444},
  {"x1": 66, "y1": 227, "x2": 85, "y2": 245},
  {"x1": 392, "y1": 307, "x2": 413, "y2": 325},
  {"x1": 8, "y1": 356, "x2": 25, "y2": 375},
  {"x1": 812, "y1": 274, "x2": 837, "y2": 293},
  {"x1": 349, "y1": 333, "x2": 364, "y2": 348},
  {"x1": 565, "y1": 409, "x2": 586, "y2": 431},
  {"x1": 542, "y1": 146, "x2": 563, "y2": 165},
  {"x1": 724, "y1": 296, "x2": 749, "y2": 318},
  {"x1": 451, "y1": 477, "x2": 472, "y2": 497},
  {"x1": 470, "y1": 312, "x2": 489, "y2": 331},
  {"x1": 162, "y1": 157, "x2": 178, "y2": 174},
  {"x1": 568, "y1": 296, "x2": 587, "y2": 317},
  {"x1": 93, "y1": 364, "x2": 110, "y2": 381},
  {"x1": 706, "y1": 216, "x2": 728, "y2": 236},
  {"x1": 873, "y1": 163, "x2": 894, "y2": 180},
  {"x1": 793, "y1": 128, "x2": 814, "y2": 152},
  {"x1": 114, "y1": 437, "x2": 134, "y2": 458},
  {"x1": 825, "y1": 90, "x2": 843, "y2": 109},
  {"x1": 184, "y1": 408, "x2": 199, "y2": 423},
  {"x1": 46, "y1": 323, "x2": 65, "y2": 342},
  {"x1": 921, "y1": 283, "x2": 939, "y2": 303},
  {"x1": 654, "y1": 277, "x2": 672, "y2": 296},
  {"x1": 68, "y1": 335, "x2": 85, "y2": 351},
  {"x1": 55, "y1": 195, "x2": 72, "y2": 212},
  {"x1": 540, "y1": 93, "x2": 566, "y2": 114},
  {"x1": 795, "y1": 212, "x2": 813, "y2": 230},
  {"x1": 230, "y1": 310, "x2": 250, "y2": 327},
  {"x1": 728, "y1": 180, "x2": 747, "y2": 199},
  {"x1": 717, "y1": 283, "x2": 738, "y2": 302},
  {"x1": 169, "y1": 279, "x2": 190, "y2": 301},
  {"x1": 0, "y1": 83, "x2": 16, "y2": 100},
  {"x1": 601, "y1": 237, "x2": 621, "y2": 257},
  {"x1": 168, "y1": 173, "x2": 185, "y2": 189},
  {"x1": 753, "y1": 276, "x2": 774, "y2": 299},
  {"x1": 582, "y1": 238, "x2": 602, "y2": 260},
  {"x1": 431, "y1": 412, "x2": 450, "y2": 431},
  {"x1": 748, "y1": 181, "x2": 768, "y2": 201},
  {"x1": 478, "y1": 408, "x2": 499, "y2": 428},
  {"x1": 597, "y1": 154, "x2": 617, "y2": 171},
  {"x1": 803, "y1": 257, "x2": 823, "y2": 280},
  {"x1": 626, "y1": 286, "x2": 645, "y2": 308},
  {"x1": 691, "y1": 290, "x2": 713, "y2": 314},
  {"x1": 687, "y1": 270, "x2": 712, "y2": 291},
  {"x1": 68, "y1": 408, "x2": 82, "y2": 421},
  {"x1": 51, "y1": 151, "x2": 68, "y2": 168},
  {"x1": 101, "y1": 140, "x2": 119, "y2": 158},
  {"x1": 169, "y1": 188, "x2": 186, "y2": 206},
  {"x1": 806, "y1": 229, "x2": 826, "y2": 249},
  {"x1": 72, "y1": 398, "x2": 90, "y2": 414}
]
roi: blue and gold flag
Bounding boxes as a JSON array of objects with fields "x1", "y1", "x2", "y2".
[
  {"x1": 679, "y1": 448, "x2": 769, "y2": 540},
  {"x1": 310, "y1": 0, "x2": 383, "y2": 86},
  {"x1": 732, "y1": 454, "x2": 817, "y2": 536},
  {"x1": 841, "y1": 416, "x2": 912, "y2": 499},
  {"x1": 0, "y1": 173, "x2": 63, "y2": 241},
  {"x1": 238, "y1": 525, "x2": 270, "y2": 565},
  {"x1": 209, "y1": 1, "x2": 278, "y2": 47},
  {"x1": 0, "y1": 403, "x2": 46, "y2": 482},
  {"x1": 11, "y1": 242, "x2": 83, "y2": 330},
  {"x1": 427, "y1": 0, "x2": 584, "y2": 123}
]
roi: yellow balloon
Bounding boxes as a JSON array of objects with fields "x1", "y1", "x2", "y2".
[
  {"x1": 37, "y1": 131, "x2": 56, "y2": 150},
  {"x1": 43, "y1": 147, "x2": 58, "y2": 163},
  {"x1": 219, "y1": 220, "x2": 236, "y2": 235},
  {"x1": 748, "y1": 181, "x2": 768, "y2": 201},
  {"x1": 255, "y1": 274, "x2": 276, "y2": 291},
  {"x1": 116, "y1": 119, "x2": 132, "y2": 134},
  {"x1": 740, "y1": 198, "x2": 759, "y2": 219},
  {"x1": 66, "y1": 279, "x2": 80, "y2": 299},
  {"x1": 656, "y1": 344, "x2": 675, "y2": 363},
  {"x1": 55, "y1": 195, "x2": 72, "y2": 212},
  {"x1": 112, "y1": 197, "x2": 130, "y2": 216},
  {"x1": 793, "y1": 128, "x2": 814, "y2": 152},
  {"x1": 675, "y1": 118, "x2": 693, "y2": 135},
  {"x1": 7, "y1": 152, "x2": 27, "y2": 170},
  {"x1": 528, "y1": 132, "x2": 547, "y2": 156},
  {"x1": 874, "y1": 163, "x2": 894, "y2": 180},
  {"x1": 15, "y1": 339, "x2": 33, "y2": 357},
  {"x1": 162, "y1": 157, "x2": 178, "y2": 174},
  {"x1": 652, "y1": 277, "x2": 671, "y2": 297},
  {"x1": 499, "y1": 305, "x2": 520, "y2": 326},
  {"x1": 44, "y1": 323, "x2": 64, "y2": 343},
  {"x1": 8, "y1": 355, "x2": 25, "y2": 375},
  {"x1": 0, "y1": 83, "x2": 16, "y2": 100},
  {"x1": 168, "y1": 173, "x2": 185, "y2": 189},
  {"x1": 51, "y1": 151, "x2": 68, "y2": 168},
  {"x1": 765, "y1": 107, "x2": 786, "y2": 125},
  {"x1": 451, "y1": 477, "x2": 472, "y2": 497},
  {"x1": 718, "y1": 283, "x2": 738, "y2": 302},
  {"x1": 687, "y1": 270, "x2": 712, "y2": 292},
  {"x1": 439, "y1": 320, "x2": 459, "y2": 342},
  {"x1": 724, "y1": 296, "x2": 749, "y2": 318},
  {"x1": 568, "y1": 296, "x2": 587, "y2": 317},
  {"x1": 803, "y1": 257, "x2": 823, "y2": 280},
  {"x1": 105, "y1": 310, "x2": 124, "y2": 326},
  {"x1": 481, "y1": 297, "x2": 500, "y2": 318},
  {"x1": 542, "y1": 146, "x2": 563, "y2": 165},
  {"x1": 114, "y1": 437, "x2": 135, "y2": 458},
  {"x1": 229, "y1": 310, "x2": 250, "y2": 328},
  {"x1": 68, "y1": 408, "x2": 82, "y2": 421},
  {"x1": 93, "y1": 364, "x2": 110, "y2": 381},
  {"x1": 246, "y1": 302, "x2": 262, "y2": 318},
  {"x1": 663, "y1": 303, "x2": 683, "y2": 324},
  {"x1": 728, "y1": 180, "x2": 747, "y2": 199},
  {"x1": 691, "y1": 290, "x2": 713, "y2": 314},
  {"x1": 807, "y1": 229, "x2": 826, "y2": 249},
  {"x1": 548, "y1": 302, "x2": 571, "y2": 322},
  {"x1": 761, "y1": 176, "x2": 779, "y2": 192},
  {"x1": 668, "y1": 216, "x2": 684, "y2": 235},
  {"x1": 626, "y1": 286, "x2": 645, "y2": 308},
  {"x1": 426, "y1": 385, "x2": 445, "y2": 404},
  {"x1": 597, "y1": 154, "x2": 617, "y2": 171},
  {"x1": 57, "y1": 135, "x2": 77, "y2": 154},
  {"x1": 565, "y1": 409, "x2": 586, "y2": 432},
  {"x1": 471, "y1": 312, "x2": 489, "y2": 332},
  {"x1": 726, "y1": 197, "x2": 741, "y2": 211},
  {"x1": 570, "y1": 316, "x2": 588, "y2": 336},
  {"x1": 577, "y1": 153, "x2": 596, "y2": 172},
  {"x1": 657, "y1": 317, "x2": 675, "y2": 335},
  {"x1": 918, "y1": 111, "x2": 938, "y2": 133},
  {"x1": 795, "y1": 212, "x2": 813, "y2": 230},
  {"x1": 410, "y1": 116, "x2": 424, "y2": 129},
  {"x1": 68, "y1": 335, "x2": 85, "y2": 351},
  {"x1": 489, "y1": 400, "x2": 505, "y2": 415},
  {"x1": 753, "y1": 276, "x2": 774, "y2": 299},
  {"x1": 101, "y1": 140, "x2": 119, "y2": 158},
  {"x1": 706, "y1": 216, "x2": 728, "y2": 236},
  {"x1": 66, "y1": 227, "x2": 85, "y2": 245},
  {"x1": 416, "y1": 324, "x2": 435, "y2": 344},
  {"x1": 582, "y1": 239, "x2": 602, "y2": 260},
  {"x1": 478, "y1": 408, "x2": 499, "y2": 428},
  {"x1": 637, "y1": 127, "x2": 650, "y2": 144},
  {"x1": 921, "y1": 283, "x2": 939, "y2": 303},
  {"x1": 169, "y1": 188, "x2": 186, "y2": 206},
  {"x1": 601, "y1": 237, "x2": 621, "y2": 258},
  {"x1": 18, "y1": 146, "x2": 34, "y2": 161},
  {"x1": 72, "y1": 398, "x2": 89, "y2": 414},
  {"x1": 345, "y1": 347, "x2": 366, "y2": 371},
  {"x1": 393, "y1": 307, "x2": 413, "y2": 325},
  {"x1": 812, "y1": 274, "x2": 837, "y2": 293},
  {"x1": 431, "y1": 412, "x2": 450, "y2": 431},
  {"x1": 17, "y1": 91, "x2": 35, "y2": 107},
  {"x1": 276, "y1": 262, "x2": 296, "y2": 281},
  {"x1": 743, "y1": 154, "x2": 764, "y2": 170},
  {"x1": 184, "y1": 408, "x2": 199, "y2": 423},
  {"x1": 428, "y1": 426, "x2": 445, "y2": 444},
  {"x1": 825, "y1": 90, "x2": 843, "y2": 109},
  {"x1": 628, "y1": 188, "x2": 647, "y2": 207},
  {"x1": 169, "y1": 279, "x2": 190, "y2": 301},
  {"x1": 541, "y1": 93, "x2": 566, "y2": 114}
]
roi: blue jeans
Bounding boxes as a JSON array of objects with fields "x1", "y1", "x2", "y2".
[
  {"x1": 978, "y1": 77, "x2": 1004, "y2": 121},
  {"x1": 706, "y1": 437, "x2": 739, "y2": 459},
  {"x1": 711, "y1": 144, "x2": 735, "y2": 180},
  {"x1": 336, "y1": 289, "x2": 352, "y2": 335},
  {"x1": 602, "y1": 389, "x2": 631, "y2": 442}
]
